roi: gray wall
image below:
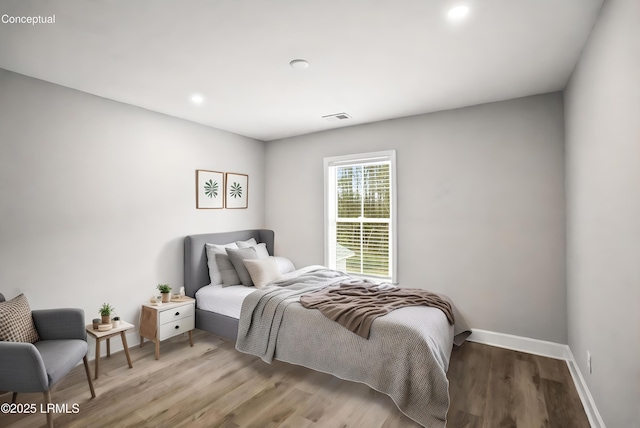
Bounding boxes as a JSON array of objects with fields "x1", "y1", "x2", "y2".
[
  {"x1": 0, "y1": 69, "x2": 265, "y2": 356},
  {"x1": 266, "y1": 93, "x2": 567, "y2": 343},
  {"x1": 564, "y1": 0, "x2": 640, "y2": 425}
]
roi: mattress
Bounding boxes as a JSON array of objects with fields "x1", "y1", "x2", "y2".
[{"x1": 195, "y1": 284, "x2": 254, "y2": 319}]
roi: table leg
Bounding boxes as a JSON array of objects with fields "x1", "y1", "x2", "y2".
[
  {"x1": 121, "y1": 331, "x2": 133, "y2": 369},
  {"x1": 140, "y1": 335, "x2": 144, "y2": 348},
  {"x1": 155, "y1": 340, "x2": 160, "y2": 360},
  {"x1": 95, "y1": 339, "x2": 101, "y2": 380},
  {"x1": 188, "y1": 330, "x2": 194, "y2": 347},
  {"x1": 107, "y1": 338, "x2": 111, "y2": 357}
]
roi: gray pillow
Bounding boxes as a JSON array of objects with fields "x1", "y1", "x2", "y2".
[
  {"x1": 215, "y1": 253, "x2": 241, "y2": 287},
  {"x1": 206, "y1": 242, "x2": 238, "y2": 285},
  {"x1": 236, "y1": 240, "x2": 270, "y2": 258},
  {"x1": 226, "y1": 247, "x2": 259, "y2": 286}
]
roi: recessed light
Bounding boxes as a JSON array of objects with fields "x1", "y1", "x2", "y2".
[
  {"x1": 190, "y1": 94, "x2": 204, "y2": 104},
  {"x1": 289, "y1": 59, "x2": 309, "y2": 69},
  {"x1": 448, "y1": 5, "x2": 469, "y2": 21}
]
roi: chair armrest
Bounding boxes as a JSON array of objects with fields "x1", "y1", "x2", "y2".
[
  {"x1": 32, "y1": 308, "x2": 86, "y2": 341},
  {"x1": 0, "y1": 342, "x2": 49, "y2": 392}
]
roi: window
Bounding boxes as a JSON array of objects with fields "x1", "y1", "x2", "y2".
[{"x1": 324, "y1": 150, "x2": 397, "y2": 283}]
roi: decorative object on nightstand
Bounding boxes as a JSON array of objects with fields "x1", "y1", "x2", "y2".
[
  {"x1": 169, "y1": 286, "x2": 189, "y2": 302},
  {"x1": 157, "y1": 284, "x2": 172, "y2": 303},
  {"x1": 92, "y1": 318, "x2": 100, "y2": 329},
  {"x1": 99, "y1": 303, "x2": 115, "y2": 324},
  {"x1": 85, "y1": 321, "x2": 134, "y2": 380},
  {"x1": 111, "y1": 316, "x2": 120, "y2": 328},
  {"x1": 139, "y1": 296, "x2": 195, "y2": 360}
]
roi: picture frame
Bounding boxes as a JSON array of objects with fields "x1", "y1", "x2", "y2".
[
  {"x1": 196, "y1": 170, "x2": 224, "y2": 209},
  {"x1": 225, "y1": 173, "x2": 248, "y2": 209}
]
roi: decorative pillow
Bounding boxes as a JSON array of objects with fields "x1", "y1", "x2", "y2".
[
  {"x1": 236, "y1": 237, "x2": 257, "y2": 247},
  {"x1": 225, "y1": 247, "x2": 260, "y2": 286},
  {"x1": 205, "y1": 242, "x2": 238, "y2": 285},
  {"x1": 236, "y1": 240, "x2": 270, "y2": 258},
  {"x1": 215, "y1": 253, "x2": 241, "y2": 287},
  {"x1": 244, "y1": 258, "x2": 282, "y2": 288},
  {"x1": 273, "y1": 256, "x2": 296, "y2": 274},
  {"x1": 0, "y1": 294, "x2": 40, "y2": 343}
]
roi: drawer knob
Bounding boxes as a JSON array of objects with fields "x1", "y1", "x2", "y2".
[
  {"x1": 175, "y1": 312, "x2": 180, "y2": 316},
  {"x1": 175, "y1": 325, "x2": 180, "y2": 330}
]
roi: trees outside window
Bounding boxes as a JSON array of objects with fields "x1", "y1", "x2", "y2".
[{"x1": 325, "y1": 151, "x2": 396, "y2": 282}]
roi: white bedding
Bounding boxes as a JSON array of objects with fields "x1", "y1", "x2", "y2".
[
  {"x1": 194, "y1": 265, "x2": 322, "y2": 319},
  {"x1": 195, "y1": 284, "x2": 255, "y2": 319}
]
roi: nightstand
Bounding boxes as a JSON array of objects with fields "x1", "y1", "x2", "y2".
[{"x1": 139, "y1": 297, "x2": 195, "y2": 359}]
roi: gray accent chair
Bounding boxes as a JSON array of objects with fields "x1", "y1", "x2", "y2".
[{"x1": 0, "y1": 293, "x2": 96, "y2": 428}]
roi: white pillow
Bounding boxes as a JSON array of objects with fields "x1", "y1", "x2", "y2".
[
  {"x1": 236, "y1": 240, "x2": 270, "y2": 258},
  {"x1": 243, "y1": 257, "x2": 281, "y2": 288},
  {"x1": 236, "y1": 237, "x2": 257, "y2": 247},
  {"x1": 273, "y1": 256, "x2": 296, "y2": 274},
  {"x1": 205, "y1": 242, "x2": 238, "y2": 285}
]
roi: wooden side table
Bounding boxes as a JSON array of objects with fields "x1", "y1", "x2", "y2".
[
  {"x1": 139, "y1": 297, "x2": 195, "y2": 360},
  {"x1": 85, "y1": 321, "x2": 134, "y2": 379}
]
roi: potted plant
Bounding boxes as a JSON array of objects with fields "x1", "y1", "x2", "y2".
[
  {"x1": 99, "y1": 303, "x2": 115, "y2": 324},
  {"x1": 111, "y1": 315, "x2": 121, "y2": 328},
  {"x1": 157, "y1": 284, "x2": 172, "y2": 303}
]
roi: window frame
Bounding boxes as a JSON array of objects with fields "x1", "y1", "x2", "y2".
[{"x1": 324, "y1": 150, "x2": 397, "y2": 283}]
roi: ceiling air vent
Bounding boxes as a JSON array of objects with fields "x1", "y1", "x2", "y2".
[{"x1": 322, "y1": 112, "x2": 352, "y2": 122}]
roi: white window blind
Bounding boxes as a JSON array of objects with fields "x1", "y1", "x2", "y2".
[{"x1": 324, "y1": 150, "x2": 397, "y2": 283}]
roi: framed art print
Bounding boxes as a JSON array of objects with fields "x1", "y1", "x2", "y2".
[
  {"x1": 225, "y1": 173, "x2": 248, "y2": 209},
  {"x1": 196, "y1": 170, "x2": 224, "y2": 209}
]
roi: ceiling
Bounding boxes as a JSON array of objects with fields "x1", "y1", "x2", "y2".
[{"x1": 0, "y1": 0, "x2": 603, "y2": 141}]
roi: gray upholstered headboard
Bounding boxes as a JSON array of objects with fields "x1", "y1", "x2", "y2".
[{"x1": 184, "y1": 229, "x2": 275, "y2": 298}]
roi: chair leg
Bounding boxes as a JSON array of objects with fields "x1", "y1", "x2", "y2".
[
  {"x1": 83, "y1": 355, "x2": 96, "y2": 398},
  {"x1": 43, "y1": 390, "x2": 53, "y2": 428},
  {"x1": 11, "y1": 392, "x2": 17, "y2": 404}
]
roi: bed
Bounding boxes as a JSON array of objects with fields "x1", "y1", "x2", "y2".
[
  {"x1": 184, "y1": 229, "x2": 471, "y2": 427},
  {"x1": 184, "y1": 229, "x2": 275, "y2": 340}
]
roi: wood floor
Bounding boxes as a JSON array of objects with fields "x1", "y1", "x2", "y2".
[{"x1": 0, "y1": 329, "x2": 589, "y2": 428}]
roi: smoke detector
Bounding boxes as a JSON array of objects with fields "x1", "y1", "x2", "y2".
[{"x1": 322, "y1": 112, "x2": 352, "y2": 122}]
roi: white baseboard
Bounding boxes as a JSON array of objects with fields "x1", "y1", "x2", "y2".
[
  {"x1": 466, "y1": 329, "x2": 605, "y2": 428},
  {"x1": 565, "y1": 347, "x2": 607, "y2": 428},
  {"x1": 467, "y1": 329, "x2": 571, "y2": 359}
]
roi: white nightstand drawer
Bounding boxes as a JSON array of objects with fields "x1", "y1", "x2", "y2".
[
  {"x1": 159, "y1": 316, "x2": 195, "y2": 341},
  {"x1": 159, "y1": 303, "x2": 194, "y2": 325}
]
